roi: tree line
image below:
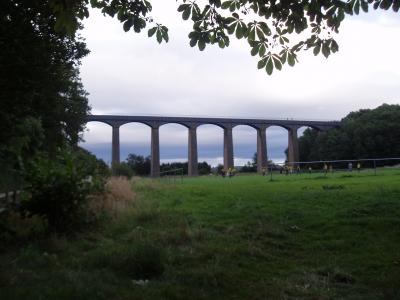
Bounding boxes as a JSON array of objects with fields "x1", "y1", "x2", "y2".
[
  {"x1": 114, "y1": 154, "x2": 212, "y2": 177},
  {"x1": 298, "y1": 104, "x2": 400, "y2": 163},
  {"x1": 1, "y1": 1, "x2": 107, "y2": 233}
]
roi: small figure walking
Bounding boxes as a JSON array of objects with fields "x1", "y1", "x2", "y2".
[
  {"x1": 357, "y1": 162, "x2": 361, "y2": 173},
  {"x1": 323, "y1": 163, "x2": 328, "y2": 174},
  {"x1": 348, "y1": 162, "x2": 353, "y2": 172},
  {"x1": 308, "y1": 166, "x2": 312, "y2": 174}
]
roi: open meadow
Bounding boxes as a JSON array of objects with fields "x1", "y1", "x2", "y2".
[{"x1": 1, "y1": 170, "x2": 400, "y2": 299}]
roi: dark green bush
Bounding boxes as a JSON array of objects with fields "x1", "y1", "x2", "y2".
[
  {"x1": 21, "y1": 147, "x2": 107, "y2": 232},
  {"x1": 112, "y1": 162, "x2": 134, "y2": 179},
  {"x1": 0, "y1": 211, "x2": 47, "y2": 245}
]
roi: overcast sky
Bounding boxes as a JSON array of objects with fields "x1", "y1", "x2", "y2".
[{"x1": 78, "y1": 1, "x2": 400, "y2": 165}]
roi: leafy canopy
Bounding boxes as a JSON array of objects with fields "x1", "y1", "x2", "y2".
[
  {"x1": 298, "y1": 104, "x2": 400, "y2": 161},
  {"x1": 0, "y1": 0, "x2": 91, "y2": 190},
  {"x1": 50, "y1": 0, "x2": 399, "y2": 74}
]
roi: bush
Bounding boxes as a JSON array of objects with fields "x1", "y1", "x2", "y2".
[
  {"x1": 0, "y1": 211, "x2": 47, "y2": 245},
  {"x1": 21, "y1": 147, "x2": 106, "y2": 232},
  {"x1": 74, "y1": 147, "x2": 110, "y2": 192},
  {"x1": 112, "y1": 162, "x2": 134, "y2": 179}
]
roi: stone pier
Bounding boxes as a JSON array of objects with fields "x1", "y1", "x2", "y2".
[
  {"x1": 150, "y1": 126, "x2": 160, "y2": 177},
  {"x1": 287, "y1": 126, "x2": 299, "y2": 166},
  {"x1": 188, "y1": 125, "x2": 198, "y2": 176},
  {"x1": 256, "y1": 126, "x2": 268, "y2": 174},
  {"x1": 111, "y1": 125, "x2": 120, "y2": 169},
  {"x1": 223, "y1": 125, "x2": 234, "y2": 170}
]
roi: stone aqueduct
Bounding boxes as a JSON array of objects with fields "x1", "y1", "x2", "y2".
[{"x1": 87, "y1": 115, "x2": 340, "y2": 177}]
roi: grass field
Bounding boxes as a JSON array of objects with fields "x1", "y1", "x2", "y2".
[{"x1": 1, "y1": 170, "x2": 400, "y2": 299}]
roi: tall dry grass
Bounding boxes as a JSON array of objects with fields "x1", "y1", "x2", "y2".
[{"x1": 88, "y1": 177, "x2": 136, "y2": 217}]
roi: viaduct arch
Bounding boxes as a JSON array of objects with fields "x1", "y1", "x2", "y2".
[{"x1": 86, "y1": 115, "x2": 340, "y2": 177}]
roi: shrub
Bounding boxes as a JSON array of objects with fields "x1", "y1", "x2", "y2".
[
  {"x1": 0, "y1": 211, "x2": 47, "y2": 245},
  {"x1": 21, "y1": 147, "x2": 106, "y2": 232},
  {"x1": 112, "y1": 162, "x2": 134, "y2": 179}
]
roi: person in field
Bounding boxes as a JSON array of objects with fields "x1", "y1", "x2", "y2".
[{"x1": 348, "y1": 162, "x2": 353, "y2": 172}]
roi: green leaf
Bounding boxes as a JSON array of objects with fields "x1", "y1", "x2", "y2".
[
  {"x1": 281, "y1": 51, "x2": 287, "y2": 64},
  {"x1": 236, "y1": 23, "x2": 243, "y2": 39},
  {"x1": 322, "y1": 43, "x2": 330, "y2": 58},
  {"x1": 361, "y1": 0, "x2": 369, "y2": 12},
  {"x1": 259, "y1": 44, "x2": 266, "y2": 56},
  {"x1": 313, "y1": 44, "x2": 321, "y2": 56},
  {"x1": 248, "y1": 28, "x2": 256, "y2": 41},
  {"x1": 227, "y1": 23, "x2": 236, "y2": 35},
  {"x1": 117, "y1": 9, "x2": 125, "y2": 21},
  {"x1": 198, "y1": 40, "x2": 206, "y2": 51},
  {"x1": 259, "y1": 22, "x2": 271, "y2": 36},
  {"x1": 221, "y1": 1, "x2": 232, "y2": 9},
  {"x1": 257, "y1": 58, "x2": 267, "y2": 69},
  {"x1": 392, "y1": 0, "x2": 400, "y2": 12},
  {"x1": 250, "y1": 44, "x2": 259, "y2": 56},
  {"x1": 256, "y1": 27, "x2": 264, "y2": 40},
  {"x1": 393, "y1": 0, "x2": 400, "y2": 12},
  {"x1": 123, "y1": 19, "x2": 133, "y2": 32},
  {"x1": 354, "y1": 0, "x2": 360, "y2": 14},
  {"x1": 273, "y1": 56, "x2": 282, "y2": 70},
  {"x1": 178, "y1": 4, "x2": 188, "y2": 12},
  {"x1": 331, "y1": 39, "x2": 339, "y2": 53},
  {"x1": 225, "y1": 17, "x2": 236, "y2": 24},
  {"x1": 292, "y1": 41, "x2": 304, "y2": 52},
  {"x1": 380, "y1": 0, "x2": 392, "y2": 9},
  {"x1": 224, "y1": 37, "x2": 230, "y2": 47},
  {"x1": 190, "y1": 38, "x2": 197, "y2": 47},
  {"x1": 156, "y1": 30, "x2": 162, "y2": 43},
  {"x1": 182, "y1": 7, "x2": 191, "y2": 20},
  {"x1": 161, "y1": 29, "x2": 169, "y2": 42},
  {"x1": 288, "y1": 53, "x2": 295, "y2": 66},
  {"x1": 266, "y1": 58, "x2": 273, "y2": 75}
]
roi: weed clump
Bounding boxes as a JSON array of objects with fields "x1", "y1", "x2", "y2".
[{"x1": 87, "y1": 177, "x2": 136, "y2": 218}]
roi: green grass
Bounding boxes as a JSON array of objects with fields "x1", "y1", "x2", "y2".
[{"x1": 1, "y1": 170, "x2": 400, "y2": 299}]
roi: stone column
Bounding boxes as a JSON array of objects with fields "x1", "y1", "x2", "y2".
[
  {"x1": 188, "y1": 126, "x2": 198, "y2": 176},
  {"x1": 151, "y1": 126, "x2": 160, "y2": 177},
  {"x1": 111, "y1": 125, "x2": 120, "y2": 169},
  {"x1": 288, "y1": 127, "x2": 299, "y2": 166},
  {"x1": 223, "y1": 125, "x2": 234, "y2": 170},
  {"x1": 257, "y1": 127, "x2": 268, "y2": 174}
]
